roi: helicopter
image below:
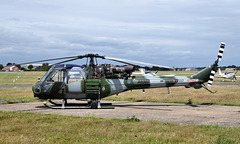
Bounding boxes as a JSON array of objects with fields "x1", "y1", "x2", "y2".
[{"x1": 18, "y1": 42, "x2": 225, "y2": 109}]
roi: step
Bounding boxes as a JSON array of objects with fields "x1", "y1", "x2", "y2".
[{"x1": 86, "y1": 90, "x2": 99, "y2": 94}]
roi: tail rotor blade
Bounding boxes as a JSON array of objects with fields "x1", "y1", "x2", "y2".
[
  {"x1": 207, "y1": 70, "x2": 216, "y2": 86},
  {"x1": 207, "y1": 42, "x2": 226, "y2": 86},
  {"x1": 217, "y1": 42, "x2": 225, "y2": 61}
]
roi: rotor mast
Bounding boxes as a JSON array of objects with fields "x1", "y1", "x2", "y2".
[{"x1": 83, "y1": 54, "x2": 105, "y2": 78}]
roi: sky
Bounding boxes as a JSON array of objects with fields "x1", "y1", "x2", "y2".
[{"x1": 0, "y1": 0, "x2": 240, "y2": 68}]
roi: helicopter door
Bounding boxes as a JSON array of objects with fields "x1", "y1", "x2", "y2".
[
  {"x1": 46, "y1": 70, "x2": 65, "y2": 95},
  {"x1": 67, "y1": 69, "x2": 85, "y2": 93}
]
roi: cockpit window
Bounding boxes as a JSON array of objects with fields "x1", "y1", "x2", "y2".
[
  {"x1": 40, "y1": 67, "x2": 53, "y2": 82},
  {"x1": 47, "y1": 70, "x2": 64, "y2": 82},
  {"x1": 67, "y1": 67, "x2": 87, "y2": 83},
  {"x1": 39, "y1": 64, "x2": 87, "y2": 83},
  {"x1": 145, "y1": 71, "x2": 154, "y2": 74}
]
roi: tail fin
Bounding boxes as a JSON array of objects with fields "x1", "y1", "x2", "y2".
[
  {"x1": 191, "y1": 42, "x2": 226, "y2": 86},
  {"x1": 218, "y1": 68, "x2": 223, "y2": 76}
]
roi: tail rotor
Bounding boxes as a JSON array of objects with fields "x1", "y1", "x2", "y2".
[
  {"x1": 207, "y1": 42, "x2": 226, "y2": 86},
  {"x1": 217, "y1": 42, "x2": 225, "y2": 60}
]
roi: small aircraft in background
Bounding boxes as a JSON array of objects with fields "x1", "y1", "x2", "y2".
[
  {"x1": 132, "y1": 68, "x2": 157, "y2": 76},
  {"x1": 132, "y1": 68, "x2": 176, "y2": 77},
  {"x1": 216, "y1": 68, "x2": 240, "y2": 82}
]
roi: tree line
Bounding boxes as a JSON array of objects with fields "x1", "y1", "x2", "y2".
[
  {"x1": 0, "y1": 63, "x2": 51, "y2": 71},
  {"x1": 0, "y1": 63, "x2": 240, "y2": 71}
]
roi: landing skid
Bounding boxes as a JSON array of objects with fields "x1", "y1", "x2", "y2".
[{"x1": 43, "y1": 100, "x2": 115, "y2": 109}]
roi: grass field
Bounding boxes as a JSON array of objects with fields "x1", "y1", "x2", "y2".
[
  {"x1": 0, "y1": 71, "x2": 240, "y2": 143},
  {"x1": 156, "y1": 71, "x2": 240, "y2": 83},
  {"x1": 0, "y1": 72, "x2": 45, "y2": 85},
  {"x1": 104, "y1": 86, "x2": 240, "y2": 106},
  {"x1": 0, "y1": 111, "x2": 240, "y2": 144},
  {"x1": 0, "y1": 86, "x2": 240, "y2": 106},
  {"x1": 0, "y1": 71, "x2": 239, "y2": 105},
  {"x1": 0, "y1": 88, "x2": 40, "y2": 104},
  {"x1": 0, "y1": 70, "x2": 239, "y2": 85}
]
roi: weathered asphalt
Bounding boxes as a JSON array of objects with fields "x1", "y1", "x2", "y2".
[{"x1": 0, "y1": 100, "x2": 239, "y2": 128}]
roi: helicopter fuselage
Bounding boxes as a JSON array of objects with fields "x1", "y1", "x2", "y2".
[{"x1": 32, "y1": 64, "x2": 206, "y2": 100}]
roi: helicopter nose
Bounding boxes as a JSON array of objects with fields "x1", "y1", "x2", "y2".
[{"x1": 33, "y1": 85, "x2": 40, "y2": 94}]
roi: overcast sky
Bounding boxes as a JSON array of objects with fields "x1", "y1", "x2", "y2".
[{"x1": 0, "y1": 0, "x2": 239, "y2": 67}]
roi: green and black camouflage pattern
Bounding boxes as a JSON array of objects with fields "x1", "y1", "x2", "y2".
[{"x1": 33, "y1": 63, "x2": 213, "y2": 100}]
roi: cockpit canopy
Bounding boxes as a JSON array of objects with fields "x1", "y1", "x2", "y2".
[
  {"x1": 40, "y1": 64, "x2": 87, "y2": 83},
  {"x1": 224, "y1": 72, "x2": 233, "y2": 75}
]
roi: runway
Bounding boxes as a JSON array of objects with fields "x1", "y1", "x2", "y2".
[
  {"x1": 0, "y1": 100, "x2": 239, "y2": 128},
  {"x1": 0, "y1": 85, "x2": 33, "y2": 88}
]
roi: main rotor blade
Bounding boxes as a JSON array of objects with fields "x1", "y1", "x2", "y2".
[
  {"x1": 105, "y1": 57, "x2": 139, "y2": 66},
  {"x1": 51, "y1": 57, "x2": 80, "y2": 66},
  {"x1": 17, "y1": 55, "x2": 80, "y2": 65},
  {"x1": 105, "y1": 56, "x2": 171, "y2": 69}
]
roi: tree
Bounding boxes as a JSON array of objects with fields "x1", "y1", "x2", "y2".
[
  {"x1": 7, "y1": 63, "x2": 13, "y2": 66},
  {"x1": 20, "y1": 67, "x2": 26, "y2": 71},
  {"x1": 35, "y1": 63, "x2": 50, "y2": 71},
  {"x1": 42, "y1": 63, "x2": 49, "y2": 67},
  {"x1": 0, "y1": 64, "x2": 3, "y2": 70},
  {"x1": 28, "y1": 64, "x2": 33, "y2": 70},
  {"x1": 15, "y1": 64, "x2": 21, "y2": 69}
]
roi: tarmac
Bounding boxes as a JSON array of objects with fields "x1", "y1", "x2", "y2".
[{"x1": 0, "y1": 100, "x2": 239, "y2": 128}]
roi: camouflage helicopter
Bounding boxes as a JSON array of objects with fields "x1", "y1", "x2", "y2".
[{"x1": 18, "y1": 42, "x2": 225, "y2": 109}]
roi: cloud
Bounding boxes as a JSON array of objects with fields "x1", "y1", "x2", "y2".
[{"x1": 0, "y1": 0, "x2": 239, "y2": 67}]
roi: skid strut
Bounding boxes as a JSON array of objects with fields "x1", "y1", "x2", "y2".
[{"x1": 43, "y1": 100, "x2": 114, "y2": 109}]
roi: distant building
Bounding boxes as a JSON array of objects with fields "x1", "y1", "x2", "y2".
[
  {"x1": 3, "y1": 65, "x2": 19, "y2": 72},
  {"x1": 175, "y1": 67, "x2": 204, "y2": 71},
  {"x1": 225, "y1": 68, "x2": 236, "y2": 71}
]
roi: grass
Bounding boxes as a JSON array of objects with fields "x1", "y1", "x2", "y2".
[
  {"x1": 0, "y1": 111, "x2": 240, "y2": 144},
  {"x1": 1, "y1": 86, "x2": 240, "y2": 106},
  {"x1": 0, "y1": 88, "x2": 40, "y2": 104},
  {"x1": 137, "y1": 70, "x2": 240, "y2": 83},
  {"x1": 0, "y1": 71, "x2": 45, "y2": 85},
  {"x1": 0, "y1": 72, "x2": 239, "y2": 143},
  {"x1": 0, "y1": 71, "x2": 239, "y2": 106},
  {"x1": 1, "y1": 70, "x2": 239, "y2": 85}
]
